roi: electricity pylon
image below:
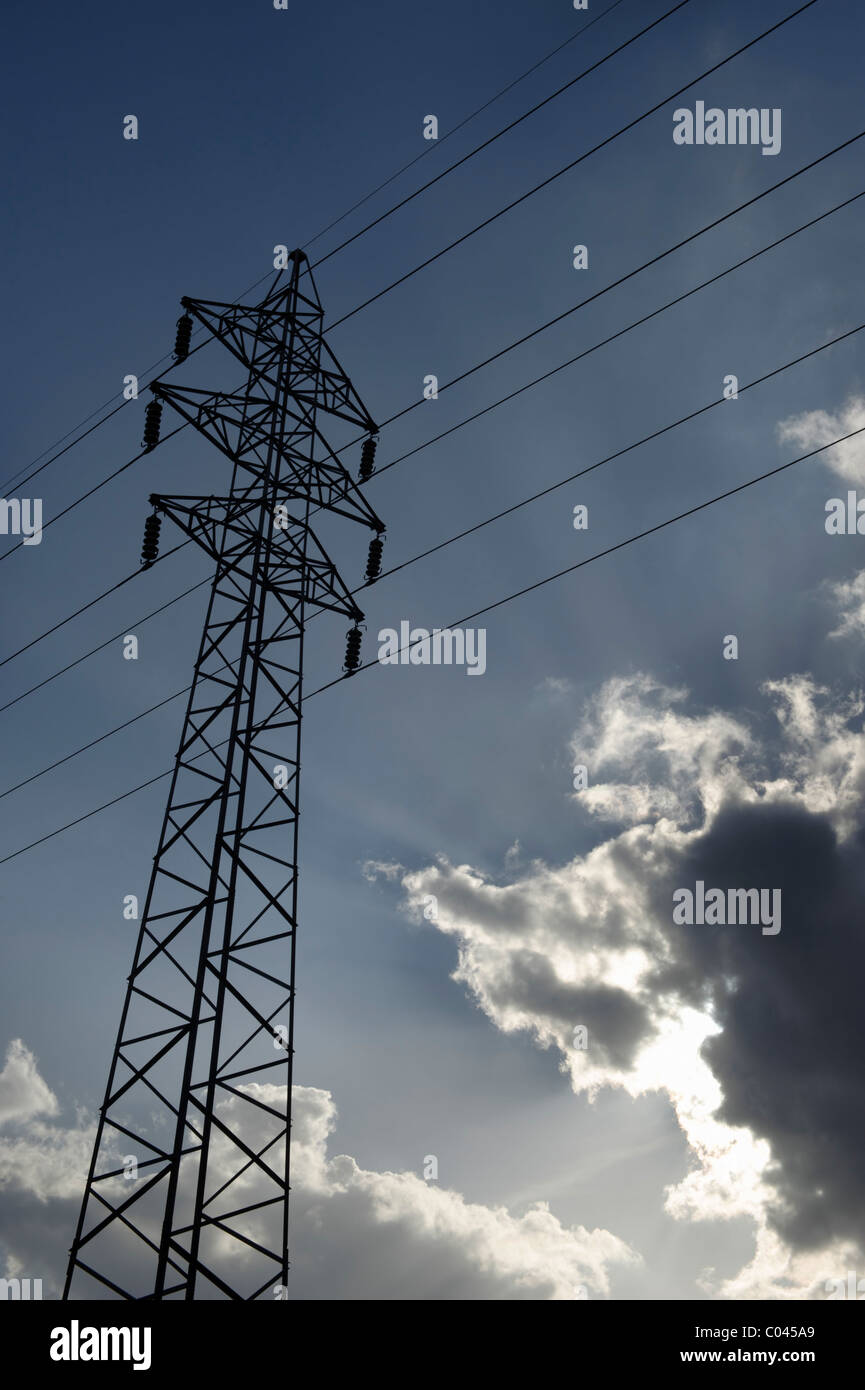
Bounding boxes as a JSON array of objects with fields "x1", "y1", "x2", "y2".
[{"x1": 64, "y1": 252, "x2": 384, "y2": 1300}]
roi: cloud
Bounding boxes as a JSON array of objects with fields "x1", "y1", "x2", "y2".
[
  {"x1": 536, "y1": 676, "x2": 575, "y2": 698},
  {"x1": 237, "y1": 1084, "x2": 638, "y2": 1300},
  {"x1": 0, "y1": 1041, "x2": 97, "y2": 1296},
  {"x1": 389, "y1": 669, "x2": 865, "y2": 1297},
  {"x1": 361, "y1": 859, "x2": 403, "y2": 883},
  {"x1": 0, "y1": 1042, "x2": 95, "y2": 1211},
  {"x1": 827, "y1": 570, "x2": 865, "y2": 640},
  {"x1": 568, "y1": 673, "x2": 753, "y2": 826},
  {"x1": 0, "y1": 1044, "x2": 637, "y2": 1300},
  {"x1": 0, "y1": 1038, "x2": 59, "y2": 1127},
  {"x1": 777, "y1": 394, "x2": 865, "y2": 484}
]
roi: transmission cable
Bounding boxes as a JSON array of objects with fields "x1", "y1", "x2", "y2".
[
  {"x1": 2, "y1": 0, "x2": 813, "y2": 498},
  {"x1": 3, "y1": 124, "x2": 856, "y2": 573},
  {"x1": 325, "y1": 0, "x2": 821, "y2": 330},
  {"x1": 2, "y1": 174, "x2": 861, "y2": 679},
  {"x1": 4, "y1": 419, "x2": 861, "y2": 865},
  {"x1": 0, "y1": 0, "x2": 647, "y2": 498},
  {"x1": 3, "y1": 320, "x2": 860, "y2": 803}
]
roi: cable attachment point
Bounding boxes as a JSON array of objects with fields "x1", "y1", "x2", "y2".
[
  {"x1": 359, "y1": 433, "x2": 378, "y2": 482},
  {"x1": 142, "y1": 399, "x2": 163, "y2": 451},
  {"x1": 140, "y1": 509, "x2": 162, "y2": 569},
  {"x1": 364, "y1": 533, "x2": 384, "y2": 583},
  {"x1": 343, "y1": 625, "x2": 363, "y2": 675},
  {"x1": 173, "y1": 311, "x2": 193, "y2": 363}
]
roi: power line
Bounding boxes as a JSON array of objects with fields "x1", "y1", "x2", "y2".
[
  {"x1": 0, "y1": 576, "x2": 209, "y2": 715},
  {"x1": 0, "y1": 339, "x2": 212, "y2": 499},
  {"x1": 0, "y1": 766, "x2": 178, "y2": 864},
  {"x1": 3, "y1": 177, "x2": 861, "y2": 674},
  {"x1": 4, "y1": 319, "x2": 861, "y2": 804},
  {"x1": 0, "y1": 422, "x2": 188, "y2": 566},
  {"x1": 369, "y1": 138, "x2": 865, "y2": 435},
  {"x1": 0, "y1": 688, "x2": 190, "y2": 800},
  {"x1": 375, "y1": 321, "x2": 865, "y2": 583},
  {"x1": 310, "y1": 0, "x2": 694, "y2": 272},
  {"x1": 0, "y1": 540, "x2": 190, "y2": 670},
  {"x1": 2, "y1": 396, "x2": 131, "y2": 494},
  {"x1": 325, "y1": 0, "x2": 822, "y2": 331},
  {"x1": 372, "y1": 187, "x2": 865, "y2": 475},
  {"x1": 3, "y1": 123, "x2": 857, "y2": 574},
  {"x1": 0, "y1": 0, "x2": 638, "y2": 499},
  {"x1": 5, "y1": 420, "x2": 862, "y2": 866},
  {"x1": 307, "y1": 425, "x2": 865, "y2": 697},
  {"x1": 2, "y1": 0, "x2": 812, "y2": 502},
  {"x1": 299, "y1": 0, "x2": 631, "y2": 254}
]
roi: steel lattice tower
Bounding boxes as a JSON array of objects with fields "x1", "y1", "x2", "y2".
[{"x1": 64, "y1": 252, "x2": 384, "y2": 1300}]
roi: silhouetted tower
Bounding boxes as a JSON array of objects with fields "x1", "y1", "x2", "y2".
[{"x1": 64, "y1": 252, "x2": 384, "y2": 1300}]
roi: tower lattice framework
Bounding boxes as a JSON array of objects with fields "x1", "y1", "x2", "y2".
[{"x1": 64, "y1": 252, "x2": 383, "y2": 1300}]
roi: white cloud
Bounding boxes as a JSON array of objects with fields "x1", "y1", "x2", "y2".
[
  {"x1": 568, "y1": 673, "x2": 753, "y2": 826},
  {"x1": 0, "y1": 1038, "x2": 59, "y2": 1127},
  {"x1": 777, "y1": 394, "x2": 865, "y2": 484},
  {"x1": 256, "y1": 1084, "x2": 637, "y2": 1299},
  {"x1": 704, "y1": 1226, "x2": 863, "y2": 1302},
  {"x1": 761, "y1": 674, "x2": 865, "y2": 837},
  {"x1": 361, "y1": 859, "x2": 403, "y2": 883},
  {"x1": 0, "y1": 1041, "x2": 93, "y2": 1203},
  {"x1": 827, "y1": 569, "x2": 865, "y2": 640},
  {"x1": 0, "y1": 1044, "x2": 637, "y2": 1300}
]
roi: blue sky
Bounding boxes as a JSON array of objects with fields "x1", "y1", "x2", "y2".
[{"x1": 2, "y1": 0, "x2": 865, "y2": 1299}]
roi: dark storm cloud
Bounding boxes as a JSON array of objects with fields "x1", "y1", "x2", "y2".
[{"x1": 650, "y1": 799, "x2": 865, "y2": 1255}]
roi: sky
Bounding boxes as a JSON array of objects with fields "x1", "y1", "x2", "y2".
[{"x1": 2, "y1": 0, "x2": 865, "y2": 1300}]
